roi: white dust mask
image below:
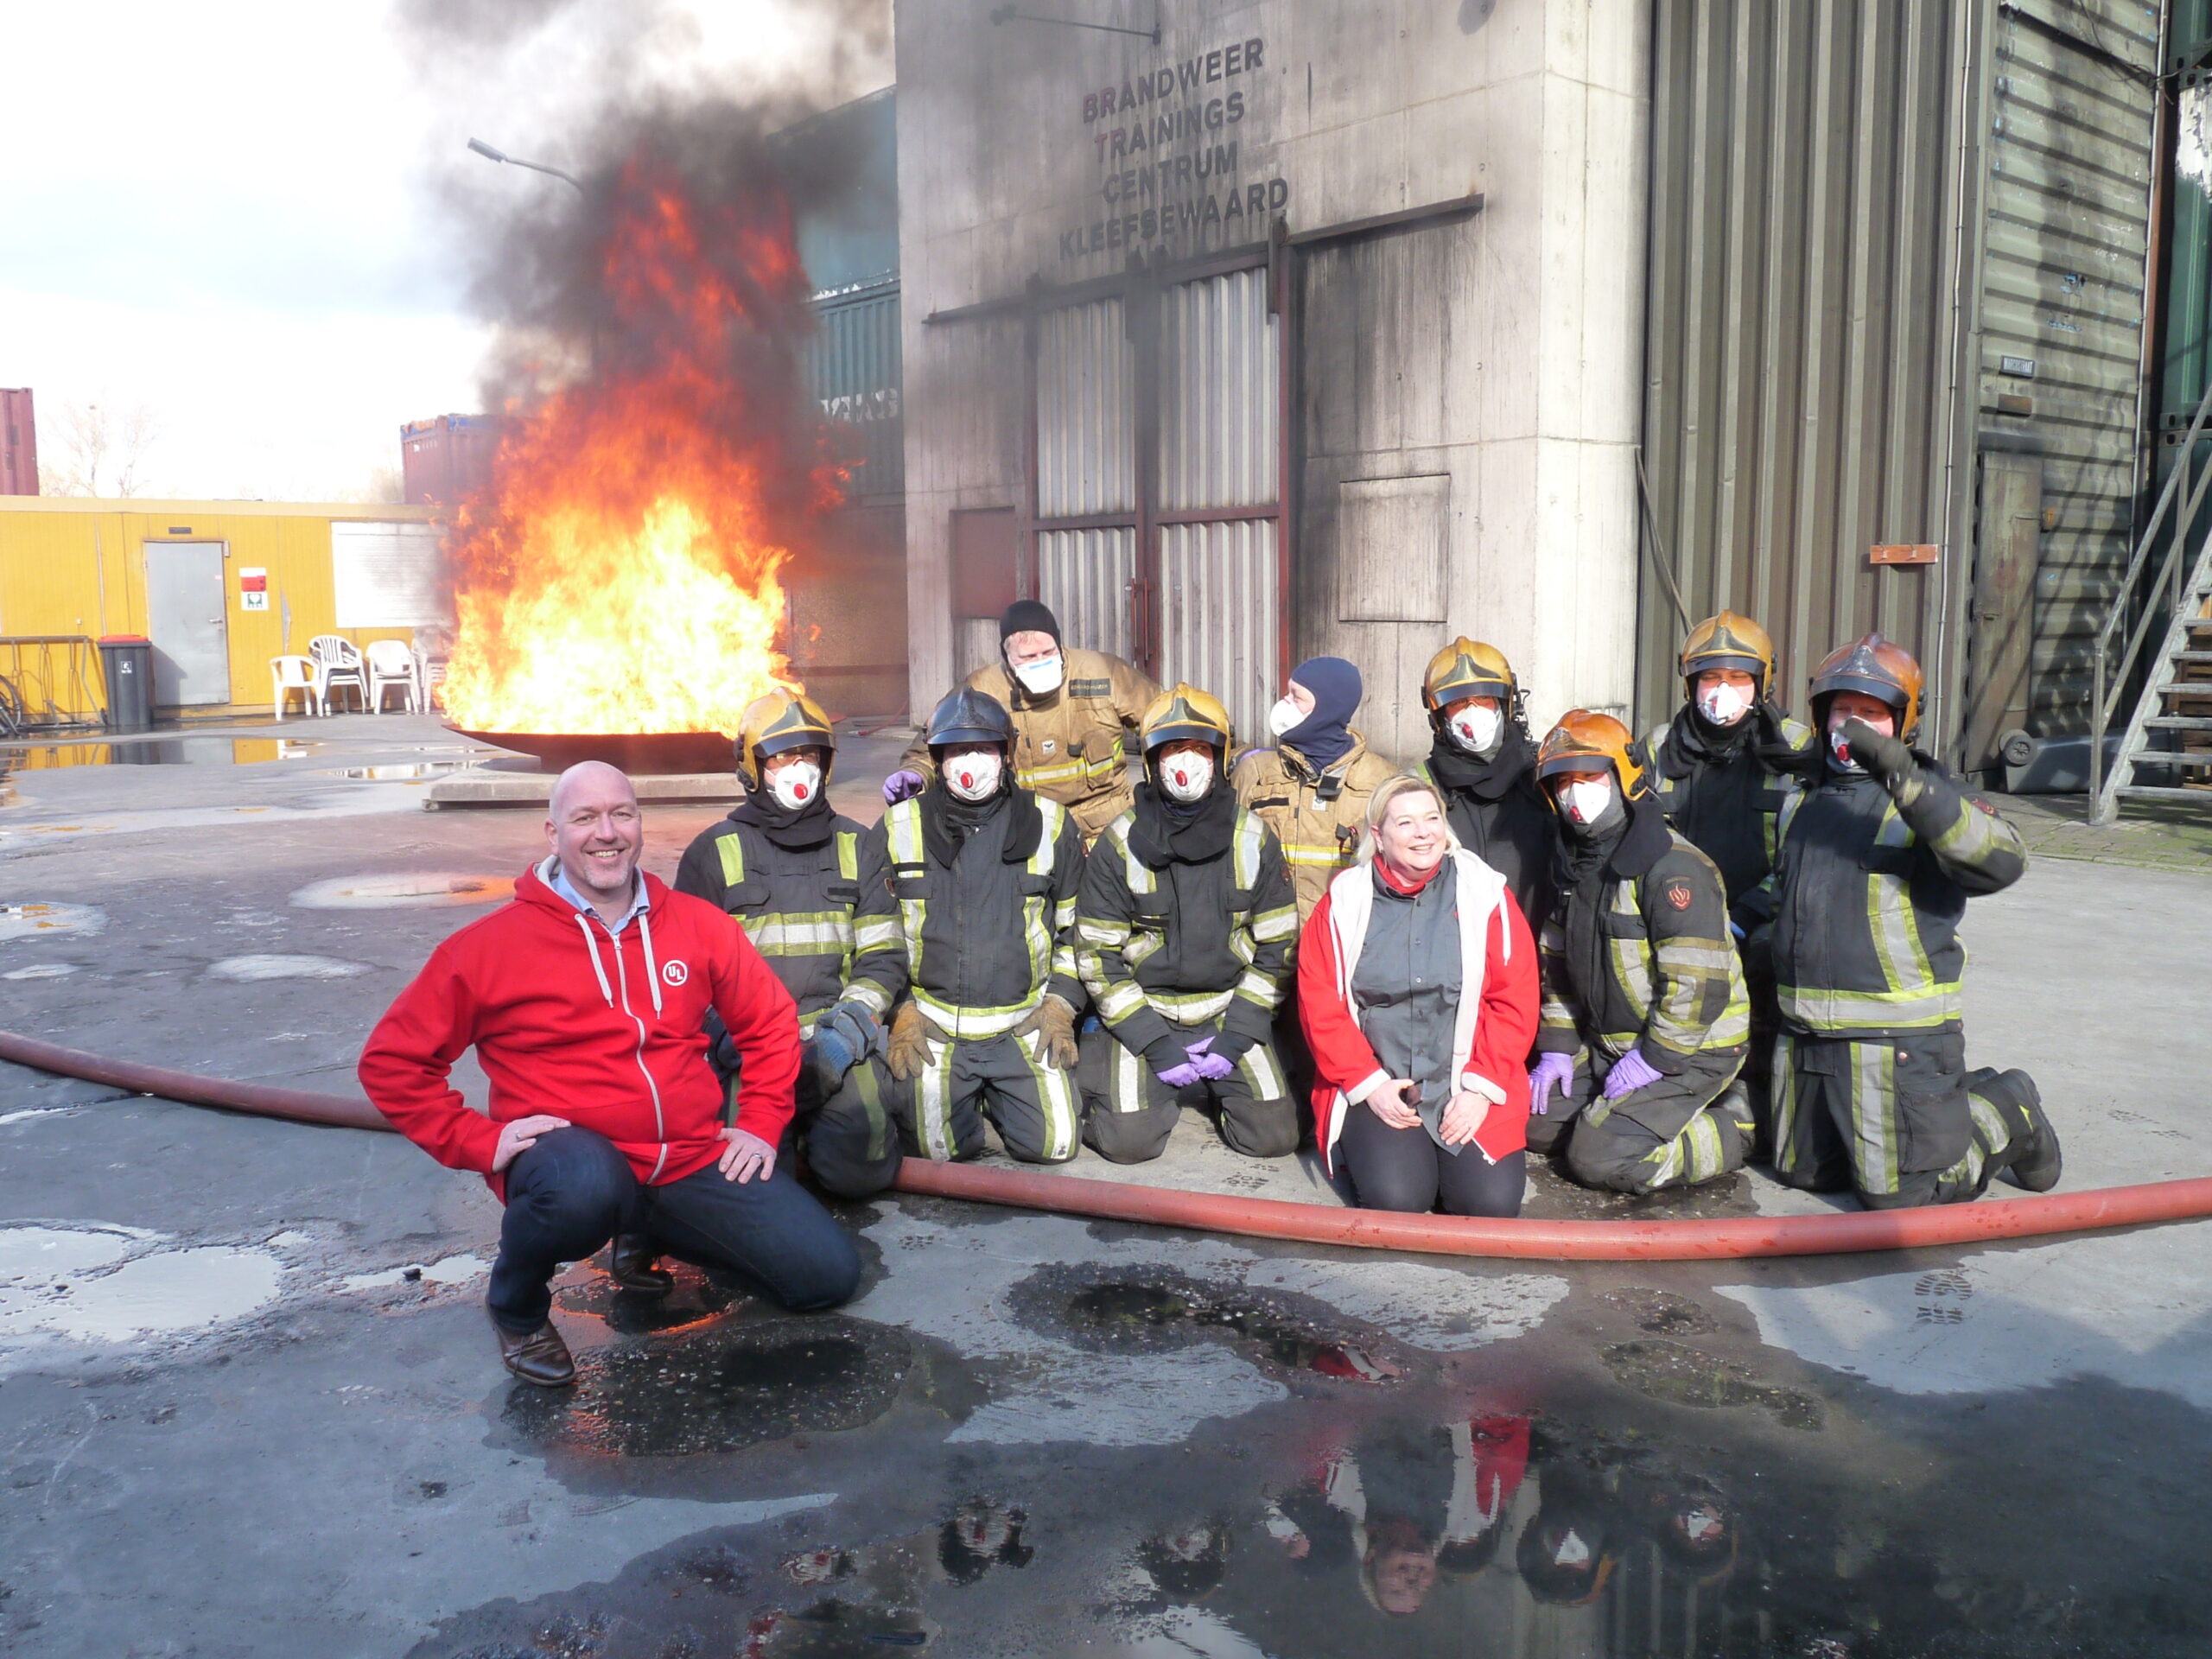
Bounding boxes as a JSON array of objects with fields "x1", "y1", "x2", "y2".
[
  {"x1": 944, "y1": 750, "x2": 1004, "y2": 803},
  {"x1": 1698, "y1": 682, "x2": 1752, "y2": 727},
  {"x1": 1562, "y1": 779, "x2": 1615, "y2": 826},
  {"x1": 1448, "y1": 705, "x2": 1503, "y2": 753},
  {"x1": 768, "y1": 761, "x2": 823, "y2": 810},
  {"x1": 1013, "y1": 654, "x2": 1064, "y2": 696},
  {"x1": 1159, "y1": 751, "x2": 1214, "y2": 803},
  {"x1": 1268, "y1": 696, "x2": 1304, "y2": 737},
  {"x1": 1827, "y1": 723, "x2": 1862, "y2": 770}
]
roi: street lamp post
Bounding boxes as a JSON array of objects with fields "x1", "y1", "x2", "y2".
[{"x1": 466, "y1": 137, "x2": 585, "y2": 195}]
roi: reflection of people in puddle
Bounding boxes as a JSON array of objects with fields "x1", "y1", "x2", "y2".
[
  {"x1": 1516, "y1": 1457, "x2": 1620, "y2": 1605},
  {"x1": 938, "y1": 1499, "x2": 1035, "y2": 1584},
  {"x1": 1646, "y1": 1481, "x2": 1738, "y2": 1586},
  {"x1": 1135, "y1": 1521, "x2": 1233, "y2": 1601},
  {"x1": 1286, "y1": 1413, "x2": 1532, "y2": 1614}
]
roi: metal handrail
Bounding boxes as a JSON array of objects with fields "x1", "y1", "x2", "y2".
[{"x1": 2090, "y1": 378, "x2": 2212, "y2": 810}]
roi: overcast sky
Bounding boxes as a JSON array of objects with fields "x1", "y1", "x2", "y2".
[{"x1": 0, "y1": 0, "x2": 890, "y2": 503}]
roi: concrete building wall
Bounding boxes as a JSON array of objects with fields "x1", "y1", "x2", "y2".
[{"x1": 897, "y1": 0, "x2": 1650, "y2": 759}]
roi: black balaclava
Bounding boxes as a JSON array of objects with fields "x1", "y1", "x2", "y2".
[
  {"x1": 1129, "y1": 749, "x2": 1236, "y2": 866},
  {"x1": 1427, "y1": 713, "x2": 1535, "y2": 801},
  {"x1": 1280, "y1": 657, "x2": 1363, "y2": 771}
]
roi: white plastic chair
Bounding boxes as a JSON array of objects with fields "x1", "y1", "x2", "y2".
[
  {"x1": 271, "y1": 655, "x2": 322, "y2": 719},
  {"x1": 364, "y1": 639, "x2": 420, "y2": 714},
  {"x1": 309, "y1": 635, "x2": 366, "y2": 714}
]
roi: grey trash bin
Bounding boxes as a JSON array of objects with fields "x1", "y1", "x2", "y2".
[{"x1": 99, "y1": 636, "x2": 154, "y2": 733}]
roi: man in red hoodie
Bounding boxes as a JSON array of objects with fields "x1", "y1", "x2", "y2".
[{"x1": 359, "y1": 760, "x2": 861, "y2": 1386}]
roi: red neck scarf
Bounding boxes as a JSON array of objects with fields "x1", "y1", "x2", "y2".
[{"x1": 1376, "y1": 855, "x2": 1446, "y2": 896}]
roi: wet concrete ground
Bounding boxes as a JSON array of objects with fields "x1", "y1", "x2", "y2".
[{"x1": 2, "y1": 711, "x2": 2210, "y2": 1656}]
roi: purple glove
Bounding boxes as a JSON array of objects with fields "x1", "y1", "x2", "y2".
[
  {"x1": 1602, "y1": 1048, "x2": 1664, "y2": 1100},
  {"x1": 1158, "y1": 1061, "x2": 1205, "y2": 1089},
  {"x1": 1185, "y1": 1037, "x2": 1236, "y2": 1082},
  {"x1": 1527, "y1": 1052, "x2": 1575, "y2": 1115},
  {"x1": 883, "y1": 769, "x2": 926, "y2": 805}
]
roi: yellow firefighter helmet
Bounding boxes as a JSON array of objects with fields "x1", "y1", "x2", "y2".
[
  {"x1": 1679, "y1": 611, "x2": 1777, "y2": 698},
  {"x1": 1421, "y1": 638, "x2": 1518, "y2": 714},
  {"x1": 1138, "y1": 683, "x2": 1234, "y2": 756},
  {"x1": 734, "y1": 689, "x2": 836, "y2": 789}
]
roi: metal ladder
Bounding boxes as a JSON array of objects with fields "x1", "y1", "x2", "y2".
[{"x1": 2091, "y1": 379, "x2": 2212, "y2": 824}]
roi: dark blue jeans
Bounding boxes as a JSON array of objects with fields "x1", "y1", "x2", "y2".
[{"x1": 486, "y1": 1127, "x2": 862, "y2": 1332}]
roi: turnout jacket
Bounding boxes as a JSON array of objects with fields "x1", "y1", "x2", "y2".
[
  {"x1": 1635, "y1": 704, "x2": 1815, "y2": 925},
  {"x1": 899, "y1": 648, "x2": 1161, "y2": 841},
  {"x1": 1538, "y1": 799, "x2": 1751, "y2": 1071},
  {"x1": 1765, "y1": 756, "x2": 2025, "y2": 1039},
  {"x1": 868, "y1": 785, "x2": 1086, "y2": 1039},
  {"x1": 671, "y1": 810, "x2": 904, "y2": 1034},
  {"x1": 359, "y1": 865, "x2": 800, "y2": 1191},
  {"x1": 1232, "y1": 731, "x2": 1399, "y2": 921},
  {"x1": 1076, "y1": 797, "x2": 1299, "y2": 1065}
]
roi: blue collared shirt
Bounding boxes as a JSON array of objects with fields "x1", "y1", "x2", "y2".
[{"x1": 541, "y1": 855, "x2": 650, "y2": 936}]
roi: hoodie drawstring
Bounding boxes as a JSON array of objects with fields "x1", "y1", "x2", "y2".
[
  {"x1": 575, "y1": 914, "x2": 614, "y2": 1007},
  {"x1": 639, "y1": 908, "x2": 664, "y2": 1015}
]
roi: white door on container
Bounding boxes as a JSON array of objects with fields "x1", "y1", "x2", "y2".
[{"x1": 143, "y1": 543, "x2": 230, "y2": 706}]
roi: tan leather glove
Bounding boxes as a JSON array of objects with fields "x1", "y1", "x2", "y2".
[
  {"x1": 1014, "y1": 992, "x2": 1079, "y2": 1071},
  {"x1": 886, "y1": 1001, "x2": 944, "y2": 1083}
]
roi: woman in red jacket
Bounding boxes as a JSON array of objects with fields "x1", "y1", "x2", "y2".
[{"x1": 1297, "y1": 775, "x2": 1541, "y2": 1217}]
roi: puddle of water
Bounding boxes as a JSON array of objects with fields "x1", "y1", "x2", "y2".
[
  {"x1": 321, "y1": 761, "x2": 471, "y2": 781},
  {"x1": 0, "y1": 901, "x2": 105, "y2": 940},
  {"x1": 1, "y1": 737, "x2": 317, "y2": 769},
  {"x1": 2, "y1": 962, "x2": 80, "y2": 980},
  {"x1": 341, "y1": 1253, "x2": 489, "y2": 1293},
  {"x1": 501, "y1": 1314, "x2": 912, "y2": 1458},
  {"x1": 0, "y1": 1224, "x2": 283, "y2": 1351},
  {"x1": 289, "y1": 872, "x2": 514, "y2": 910},
  {"x1": 207, "y1": 954, "x2": 369, "y2": 982}
]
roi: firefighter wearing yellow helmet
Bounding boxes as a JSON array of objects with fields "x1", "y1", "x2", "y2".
[
  {"x1": 1756, "y1": 634, "x2": 2061, "y2": 1209},
  {"x1": 673, "y1": 690, "x2": 905, "y2": 1201},
  {"x1": 1075, "y1": 684, "x2": 1301, "y2": 1164},
  {"x1": 1522, "y1": 710, "x2": 1756, "y2": 1197},
  {"x1": 1413, "y1": 638, "x2": 1559, "y2": 935}
]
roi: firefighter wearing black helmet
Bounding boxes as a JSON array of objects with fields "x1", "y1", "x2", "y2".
[
  {"x1": 1075, "y1": 683, "x2": 1301, "y2": 1164},
  {"x1": 1525, "y1": 711, "x2": 1757, "y2": 1196},
  {"x1": 673, "y1": 690, "x2": 905, "y2": 1199},
  {"x1": 873, "y1": 687, "x2": 1087, "y2": 1165},
  {"x1": 1759, "y1": 634, "x2": 2061, "y2": 1208},
  {"x1": 1413, "y1": 638, "x2": 1558, "y2": 932}
]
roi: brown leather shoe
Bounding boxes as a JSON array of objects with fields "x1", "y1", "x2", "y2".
[
  {"x1": 493, "y1": 1318, "x2": 576, "y2": 1387},
  {"x1": 608, "y1": 1233, "x2": 673, "y2": 1294}
]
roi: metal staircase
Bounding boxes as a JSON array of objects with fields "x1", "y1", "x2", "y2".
[{"x1": 2091, "y1": 380, "x2": 2212, "y2": 825}]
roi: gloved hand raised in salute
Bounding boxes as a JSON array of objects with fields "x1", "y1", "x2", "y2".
[{"x1": 1838, "y1": 717, "x2": 1917, "y2": 796}]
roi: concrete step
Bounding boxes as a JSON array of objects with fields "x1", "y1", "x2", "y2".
[{"x1": 2144, "y1": 715, "x2": 2212, "y2": 731}]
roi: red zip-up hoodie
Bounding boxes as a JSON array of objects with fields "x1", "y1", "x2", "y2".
[{"x1": 359, "y1": 862, "x2": 800, "y2": 1193}]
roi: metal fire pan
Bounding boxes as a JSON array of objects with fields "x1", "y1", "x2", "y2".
[{"x1": 446, "y1": 726, "x2": 734, "y2": 776}]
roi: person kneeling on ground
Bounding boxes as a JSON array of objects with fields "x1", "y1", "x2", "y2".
[
  {"x1": 875, "y1": 688, "x2": 1086, "y2": 1164},
  {"x1": 1527, "y1": 712, "x2": 1755, "y2": 1197},
  {"x1": 1297, "y1": 777, "x2": 1539, "y2": 1217},
  {"x1": 1076, "y1": 683, "x2": 1301, "y2": 1163},
  {"x1": 674, "y1": 690, "x2": 905, "y2": 1201},
  {"x1": 359, "y1": 761, "x2": 860, "y2": 1388},
  {"x1": 1759, "y1": 634, "x2": 2061, "y2": 1209}
]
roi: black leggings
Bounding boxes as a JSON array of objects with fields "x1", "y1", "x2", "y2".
[{"x1": 1338, "y1": 1103, "x2": 1527, "y2": 1217}]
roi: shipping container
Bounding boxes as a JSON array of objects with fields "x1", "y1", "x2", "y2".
[
  {"x1": 400, "y1": 414, "x2": 500, "y2": 512},
  {"x1": 0, "y1": 388, "x2": 37, "y2": 496}
]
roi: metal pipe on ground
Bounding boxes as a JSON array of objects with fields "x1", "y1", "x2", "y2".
[{"x1": 6, "y1": 1030, "x2": 2209, "y2": 1262}]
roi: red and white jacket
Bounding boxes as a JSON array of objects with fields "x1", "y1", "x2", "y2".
[
  {"x1": 359, "y1": 863, "x2": 800, "y2": 1194},
  {"x1": 1296, "y1": 850, "x2": 1540, "y2": 1172}
]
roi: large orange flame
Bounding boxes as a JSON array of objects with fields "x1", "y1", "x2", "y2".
[{"x1": 441, "y1": 157, "x2": 836, "y2": 736}]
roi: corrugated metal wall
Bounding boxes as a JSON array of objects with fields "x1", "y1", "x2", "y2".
[
  {"x1": 1639, "y1": 0, "x2": 1968, "y2": 736},
  {"x1": 1980, "y1": 0, "x2": 2159, "y2": 737},
  {"x1": 1039, "y1": 527, "x2": 1136, "y2": 659},
  {"x1": 806, "y1": 281, "x2": 905, "y2": 499},
  {"x1": 1158, "y1": 270, "x2": 1277, "y2": 510},
  {"x1": 1159, "y1": 518, "x2": 1278, "y2": 741},
  {"x1": 1037, "y1": 300, "x2": 1136, "y2": 517}
]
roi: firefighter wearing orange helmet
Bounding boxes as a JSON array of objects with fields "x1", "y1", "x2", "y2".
[
  {"x1": 1523, "y1": 711, "x2": 1755, "y2": 1196},
  {"x1": 1755, "y1": 635, "x2": 2060, "y2": 1208}
]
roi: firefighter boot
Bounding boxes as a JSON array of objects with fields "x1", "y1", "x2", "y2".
[{"x1": 1983, "y1": 1068, "x2": 2063, "y2": 1193}]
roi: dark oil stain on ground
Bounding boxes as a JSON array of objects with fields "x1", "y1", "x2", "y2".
[
  {"x1": 500, "y1": 1316, "x2": 912, "y2": 1458},
  {"x1": 1008, "y1": 1264, "x2": 1405, "y2": 1383}
]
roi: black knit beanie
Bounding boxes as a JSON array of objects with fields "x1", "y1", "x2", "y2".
[{"x1": 999, "y1": 600, "x2": 1062, "y2": 646}]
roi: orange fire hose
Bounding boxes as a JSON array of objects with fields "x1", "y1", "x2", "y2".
[{"x1": 7, "y1": 1028, "x2": 2209, "y2": 1261}]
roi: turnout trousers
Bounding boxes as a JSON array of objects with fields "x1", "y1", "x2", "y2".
[
  {"x1": 894, "y1": 1027, "x2": 1080, "y2": 1166},
  {"x1": 793, "y1": 1052, "x2": 903, "y2": 1200},
  {"x1": 1077, "y1": 1014, "x2": 1300, "y2": 1165},
  {"x1": 1525, "y1": 1047, "x2": 1753, "y2": 1196},
  {"x1": 1770, "y1": 1029, "x2": 2029, "y2": 1209}
]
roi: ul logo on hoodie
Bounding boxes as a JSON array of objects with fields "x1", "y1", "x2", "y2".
[{"x1": 662, "y1": 960, "x2": 690, "y2": 988}]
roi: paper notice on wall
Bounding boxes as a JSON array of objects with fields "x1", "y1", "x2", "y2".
[{"x1": 239, "y1": 568, "x2": 269, "y2": 612}]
